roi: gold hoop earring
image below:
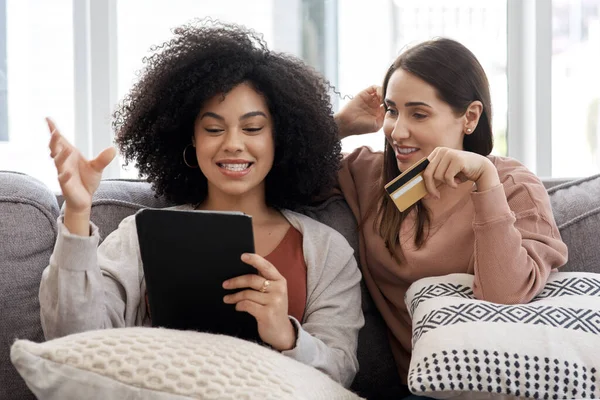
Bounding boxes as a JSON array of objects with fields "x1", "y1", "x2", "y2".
[{"x1": 183, "y1": 144, "x2": 199, "y2": 168}]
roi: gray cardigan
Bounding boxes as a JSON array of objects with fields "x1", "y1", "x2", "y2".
[{"x1": 39, "y1": 207, "x2": 364, "y2": 387}]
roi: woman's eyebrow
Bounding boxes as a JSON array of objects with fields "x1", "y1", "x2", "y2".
[
  {"x1": 239, "y1": 111, "x2": 267, "y2": 120},
  {"x1": 404, "y1": 101, "x2": 432, "y2": 108},
  {"x1": 199, "y1": 111, "x2": 224, "y2": 121},
  {"x1": 199, "y1": 111, "x2": 267, "y2": 121},
  {"x1": 384, "y1": 99, "x2": 432, "y2": 108}
]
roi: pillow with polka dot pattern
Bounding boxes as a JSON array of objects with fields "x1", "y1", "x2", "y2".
[
  {"x1": 405, "y1": 272, "x2": 600, "y2": 400},
  {"x1": 10, "y1": 327, "x2": 362, "y2": 400}
]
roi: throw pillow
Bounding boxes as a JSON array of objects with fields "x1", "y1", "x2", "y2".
[
  {"x1": 405, "y1": 272, "x2": 600, "y2": 399},
  {"x1": 11, "y1": 327, "x2": 362, "y2": 400}
]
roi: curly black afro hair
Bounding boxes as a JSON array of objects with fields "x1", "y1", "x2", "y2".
[{"x1": 113, "y1": 20, "x2": 341, "y2": 210}]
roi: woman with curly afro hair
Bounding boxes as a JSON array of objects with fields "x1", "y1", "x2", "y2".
[{"x1": 40, "y1": 21, "x2": 364, "y2": 387}]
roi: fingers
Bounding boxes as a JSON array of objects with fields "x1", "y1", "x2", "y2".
[
  {"x1": 434, "y1": 154, "x2": 458, "y2": 189},
  {"x1": 48, "y1": 125, "x2": 64, "y2": 158},
  {"x1": 49, "y1": 132, "x2": 62, "y2": 157},
  {"x1": 47, "y1": 118, "x2": 75, "y2": 175},
  {"x1": 363, "y1": 85, "x2": 377, "y2": 96},
  {"x1": 424, "y1": 148, "x2": 471, "y2": 199},
  {"x1": 47, "y1": 117, "x2": 74, "y2": 159},
  {"x1": 367, "y1": 85, "x2": 383, "y2": 109},
  {"x1": 53, "y1": 146, "x2": 73, "y2": 172},
  {"x1": 376, "y1": 104, "x2": 386, "y2": 127},
  {"x1": 45, "y1": 117, "x2": 58, "y2": 136},
  {"x1": 223, "y1": 289, "x2": 268, "y2": 306},
  {"x1": 234, "y1": 300, "x2": 263, "y2": 318},
  {"x1": 424, "y1": 149, "x2": 442, "y2": 199},
  {"x1": 240, "y1": 253, "x2": 283, "y2": 281},
  {"x1": 223, "y1": 273, "x2": 285, "y2": 299},
  {"x1": 223, "y1": 273, "x2": 267, "y2": 291},
  {"x1": 57, "y1": 170, "x2": 72, "y2": 186},
  {"x1": 455, "y1": 171, "x2": 469, "y2": 184},
  {"x1": 90, "y1": 147, "x2": 117, "y2": 173}
]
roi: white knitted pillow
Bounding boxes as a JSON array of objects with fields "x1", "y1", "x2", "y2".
[
  {"x1": 405, "y1": 272, "x2": 600, "y2": 400},
  {"x1": 11, "y1": 327, "x2": 362, "y2": 400}
]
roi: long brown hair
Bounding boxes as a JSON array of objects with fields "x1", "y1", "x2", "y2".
[{"x1": 372, "y1": 38, "x2": 494, "y2": 257}]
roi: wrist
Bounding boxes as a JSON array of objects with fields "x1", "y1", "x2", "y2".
[
  {"x1": 63, "y1": 206, "x2": 92, "y2": 236},
  {"x1": 475, "y1": 160, "x2": 500, "y2": 192},
  {"x1": 273, "y1": 318, "x2": 297, "y2": 352},
  {"x1": 334, "y1": 113, "x2": 350, "y2": 139}
]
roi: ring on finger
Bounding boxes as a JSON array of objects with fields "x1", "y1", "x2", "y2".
[{"x1": 259, "y1": 279, "x2": 271, "y2": 293}]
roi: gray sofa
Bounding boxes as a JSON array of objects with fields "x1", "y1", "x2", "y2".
[{"x1": 2, "y1": 170, "x2": 600, "y2": 400}]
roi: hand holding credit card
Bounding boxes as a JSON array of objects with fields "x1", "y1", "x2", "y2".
[{"x1": 384, "y1": 157, "x2": 430, "y2": 212}]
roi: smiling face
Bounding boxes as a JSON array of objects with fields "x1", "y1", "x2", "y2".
[
  {"x1": 382, "y1": 69, "x2": 468, "y2": 172},
  {"x1": 193, "y1": 82, "x2": 274, "y2": 200}
]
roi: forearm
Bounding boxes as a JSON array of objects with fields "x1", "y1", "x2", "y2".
[
  {"x1": 282, "y1": 317, "x2": 359, "y2": 388},
  {"x1": 472, "y1": 216, "x2": 550, "y2": 303},
  {"x1": 39, "y1": 221, "x2": 127, "y2": 339},
  {"x1": 334, "y1": 113, "x2": 350, "y2": 140},
  {"x1": 281, "y1": 252, "x2": 363, "y2": 387},
  {"x1": 470, "y1": 185, "x2": 567, "y2": 303}
]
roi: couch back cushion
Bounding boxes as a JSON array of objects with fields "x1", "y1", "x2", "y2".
[
  {"x1": 0, "y1": 171, "x2": 60, "y2": 400},
  {"x1": 90, "y1": 180, "x2": 173, "y2": 242},
  {"x1": 547, "y1": 174, "x2": 600, "y2": 274}
]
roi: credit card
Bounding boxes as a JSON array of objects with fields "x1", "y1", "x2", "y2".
[{"x1": 384, "y1": 157, "x2": 430, "y2": 212}]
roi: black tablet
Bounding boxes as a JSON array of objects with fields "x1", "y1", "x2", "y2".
[{"x1": 135, "y1": 208, "x2": 261, "y2": 343}]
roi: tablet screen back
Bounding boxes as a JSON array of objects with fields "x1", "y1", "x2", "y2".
[{"x1": 136, "y1": 208, "x2": 261, "y2": 343}]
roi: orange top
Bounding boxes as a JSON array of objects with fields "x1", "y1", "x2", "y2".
[
  {"x1": 338, "y1": 146, "x2": 568, "y2": 383},
  {"x1": 265, "y1": 227, "x2": 307, "y2": 322}
]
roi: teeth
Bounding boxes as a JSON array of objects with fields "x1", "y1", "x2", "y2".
[
  {"x1": 220, "y1": 163, "x2": 250, "y2": 171},
  {"x1": 398, "y1": 148, "x2": 417, "y2": 154}
]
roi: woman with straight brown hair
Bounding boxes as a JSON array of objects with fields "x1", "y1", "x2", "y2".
[{"x1": 333, "y1": 37, "x2": 568, "y2": 394}]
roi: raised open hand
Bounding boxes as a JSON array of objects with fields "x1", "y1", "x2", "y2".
[{"x1": 47, "y1": 118, "x2": 116, "y2": 213}]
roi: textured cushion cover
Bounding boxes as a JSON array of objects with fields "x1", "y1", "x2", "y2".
[
  {"x1": 405, "y1": 273, "x2": 600, "y2": 399},
  {"x1": 0, "y1": 171, "x2": 60, "y2": 400},
  {"x1": 90, "y1": 180, "x2": 173, "y2": 243},
  {"x1": 11, "y1": 327, "x2": 362, "y2": 400}
]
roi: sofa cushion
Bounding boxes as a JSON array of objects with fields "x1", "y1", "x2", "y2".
[
  {"x1": 405, "y1": 272, "x2": 600, "y2": 399},
  {"x1": 90, "y1": 180, "x2": 173, "y2": 242},
  {"x1": 0, "y1": 171, "x2": 60, "y2": 400},
  {"x1": 11, "y1": 327, "x2": 361, "y2": 400},
  {"x1": 548, "y1": 174, "x2": 600, "y2": 274}
]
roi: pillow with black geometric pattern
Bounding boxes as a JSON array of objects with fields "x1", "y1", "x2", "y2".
[{"x1": 405, "y1": 272, "x2": 600, "y2": 400}]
